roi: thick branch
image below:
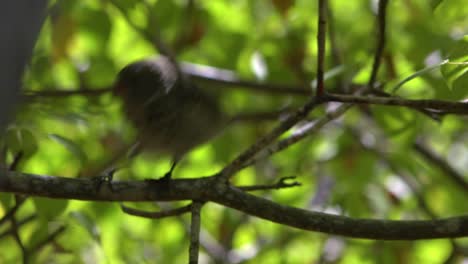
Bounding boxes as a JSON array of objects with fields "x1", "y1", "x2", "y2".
[
  {"x1": 1, "y1": 171, "x2": 467, "y2": 240},
  {"x1": 209, "y1": 186, "x2": 468, "y2": 240}
]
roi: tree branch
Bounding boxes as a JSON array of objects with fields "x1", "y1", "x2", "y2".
[
  {"x1": 323, "y1": 93, "x2": 468, "y2": 114},
  {"x1": 10, "y1": 214, "x2": 28, "y2": 263},
  {"x1": 217, "y1": 98, "x2": 320, "y2": 181},
  {"x1": 316, "y1": 0, "x2": 328, "y2": 96},
  {"x1": 413, "y1": 141, "x2": 468, "y2": 192},
  {"x1": 243, "y1": 103, "x2": 353, "y2": 168},
  {"x1": 121, "y1": 203, "x2": 192, "y2": 219},
  {"x1": 1, "y1": 171, "x2": 467, "y2": 240},
  {"x1": 29, "y1": 225, "x2": 66, "y2": 254},
  {"x1": 237, "y1": 176, "x2": 302, "y2": 191},
  {"x1": 0, "y1": 198, "x2": 26, "y2": 226},
  {"x1": 23, "y1": 88, "x2": 112, "y2": 99},
  {"x1": 0, "y1": 214, "x2": 36, "y2": 240},
  {"x1": 189, "y1": 201, "x2": 203, "y2": 264},
  {"x1": 368, "y1": 0, "x2": 389, "y2": 89}
]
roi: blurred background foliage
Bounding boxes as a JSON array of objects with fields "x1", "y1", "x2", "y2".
[{"x1": 0, "y1": 0, "x2": 467, "y2": 263}]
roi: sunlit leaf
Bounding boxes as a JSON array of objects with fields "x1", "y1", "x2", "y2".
[
  {"x1": 430, "y1": 0, "x2": 445, "y2": 10},
  {"x1": 272, "y1": 0, "x2": 295, "y2": 17},
  {"x1": 441, "y1": 36, "x2": 468, "y2": 92},
  {"x1": 4, "y1": 127, "x2": 39, "y2": 159},
  {"x1": 33, "y1": 197, "x2": 68, "y2": 220},
  {"x1": 51, "y1": 13, "x2": 77, "y2": 61},
  {"x1": 69, "y1": 211, "x2": 102, "y2": 243},
  {"x1": 0, "y1": 193, "x2": 13, "y2": 210},
  {"x1": 48, "y1": 134, "x2": 88, "y2": 165}
]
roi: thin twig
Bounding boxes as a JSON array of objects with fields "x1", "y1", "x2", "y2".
[
  {"x1": 368, "y1": 0, "x2": 389, "y2": 89},
  {"x1": 109, "y1": 1, "x2": 155, "y2": 52},
  {"x1": 29, "y1": 225, "x2": 66, "y2": 253},
  {"x1": 229, "y1": 108, "x2": 295, "y2": 123},
  {"x1": 180, "y1": 214, "x2": 230, "y2": 262},
  {"x1": 142, "y1": 2, "x2": 179, "y2": 62},
  {"x1": 189, "y1": 201, "x2": 203, "y2": 264},
  {"x1": 348, "y1": 126, "x2": 437, "y2": 218},
  {"x1": 182, "y1": 62, "x2": 311, "y2": 96},
  {"x1": 243, "y1": 103, "x2": 353, "y2": 169},
  {"x1": 369, "y1": 89, "x2": 442, "y2": 121},
  {"x1": 217, "y1": 98, "x2": 320, "y2": 181},
  {"x1": 9, "y1": 151, "x2": 23, "y2": 170},
  {"x1": 173, "y1": 0, "x2": 197, "y2": 53},
  {"x1": 316, "y1": 0, "x2": 328, "y2": 96},
  {"x1": 327, "y1": 4, "x2": 345, "y2": 92},
  {"x1": 0, "y1": 214, "x2": 36, "y2": 239},
  {"x1": 21, "y1": 63, "x2": 348, "y2": 99},
  {"x1": 237, "y1": 176, "x2": 301, "y2": 191},
  {"x1": 323, "y1": 93, "x2": 468, "y2": 114},
  {"x1": 9, "y1": 154, "x2": 29, "y2": 264},
  {"x1": 391, "y1": 60, "x2": 449, "y2": 94},
  {"x1": 120, "y1": 203, "x2": 192, "y2": 219},
  {"x1": 23, "y1": 88, "x2": 112, "y2": 99},
  {"x1": 0, "y1": 195, "x2": 26, "y2": 226},
  {"x1": 1, "y1": 152, "x2": 29, "y2": 263},
  {"x1": 350, "y1": 124, "x2": 466, "y2": 259},
  {"x1": 169, "y1": 202, "x2": 235, "y2": 263},
  {"x1": 112, "y1": 0, "x2": 187, "y2": 87},
  {"x1": 413, "y1": 141, "x2": 468, "y2": 192},
  {"x1": 11, "y1": 216, "x2": 28, "y2": 263}
]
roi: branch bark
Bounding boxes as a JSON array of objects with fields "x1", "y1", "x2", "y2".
[
  {"x1": 323, "y1": 93, "x2": 468, "y2": 114},
  {"x1": 1, "y1": 171, "x2": 467, "y2": 240}
]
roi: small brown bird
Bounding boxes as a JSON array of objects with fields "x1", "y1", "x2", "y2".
[{"x1": 114, "y1": 57, "x2": 226, "y2": 179}]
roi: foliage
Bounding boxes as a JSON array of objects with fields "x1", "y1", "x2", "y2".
[{"x1": 0, "y1": 0, "x2": 467, "y2": 263}]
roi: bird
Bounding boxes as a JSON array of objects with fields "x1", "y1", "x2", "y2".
[{"x1": 113, "y1": 57, "x2": 226, "y2": 180}]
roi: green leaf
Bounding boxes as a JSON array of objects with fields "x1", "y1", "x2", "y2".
[
  {"x1": 441, "y1": 36, "x2": 468, "y2": 91},
  {"x1": 441, "y1": 61, "x2": 468, "y2": 91},
  {"x1": 32, "y1": 197, "x2": 68, "y2": 220},
  {"x1": 48, "y1": 134, "x2": 88, "y2": 165},
  {"x1": 77, "y1": 8, "x2": 112, "y2": 55},
  {"x1": 4, "y1": 127, "x2": 39, "y2": 159},
  {"x1": 391, "y1": 60, "x2": 449, "y2": 94},
  {"x1": 430, "y1": 0, "x2": 445, "y2": 10},
  {"x1": 372, "y1": 107, "x2": 420, "y2": 148},
  {"x1": 69, "y1": 211, "x2": 102, "y2": 243},
  {"x1": 0, "y1": 193, "x2": 13, "y2": 210}
]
